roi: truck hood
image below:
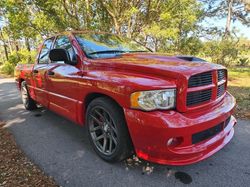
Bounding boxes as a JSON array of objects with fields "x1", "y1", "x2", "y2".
[{"x1": 90, "y1": 53, "x2": 225, "y2": 79}]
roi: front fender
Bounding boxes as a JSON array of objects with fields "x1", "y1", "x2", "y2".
[{"x1": 80, "y1": 70, "x2": 176, "y2": 108}]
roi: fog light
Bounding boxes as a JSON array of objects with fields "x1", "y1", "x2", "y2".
[{"x1": 167, "y1": 137, "x2": 183, "y2": 147}]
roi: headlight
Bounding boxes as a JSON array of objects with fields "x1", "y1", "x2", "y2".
[{"x1": 130, "y1": 89, "x2": 176, "y2": 111}]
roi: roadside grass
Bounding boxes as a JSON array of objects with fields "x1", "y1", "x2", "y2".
[{"x1": 228, "y1": 67, "x2": 250, "y2": 119}]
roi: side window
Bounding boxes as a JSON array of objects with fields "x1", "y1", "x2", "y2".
[
  {"x1": 38, "y1": 38, "x2": 54, "y2": 64},
  {"x1": 53, "y1": 35, "x2": 76, "y2": 63}
]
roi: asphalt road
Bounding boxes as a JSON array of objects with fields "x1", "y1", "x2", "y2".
[{"x1": 0, "y1": 78, "x2": 250, "y2": 187}]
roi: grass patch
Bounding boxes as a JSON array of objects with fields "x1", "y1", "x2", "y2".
[{"x1": 228, "y1": 67, "x2": 250, "y2": 119}]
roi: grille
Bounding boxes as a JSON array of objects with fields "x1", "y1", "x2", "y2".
[
  {"x1": 187, "y1": 89, "x2": 212, "y2": 106},
  {"x1": 217, "y1": 83, "x2": 226, "y2": 97},
  {"x1": 192, "y1": 122, "x2": 223, "y2": 144},
  {"x1": 218, "y1": 69, "x2": 226, "y2": 81},
  {"x1": 188, "y1": 71, "x2": 212, "y2": 88}
]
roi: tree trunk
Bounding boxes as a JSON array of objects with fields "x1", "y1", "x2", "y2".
[
  {"x1": 154, "y1": 38, "x2": 159, "y2": 52},
  {"x1": 113, "y1": 17, "x2": 121, "y2": 35},
  {"x1": 7, "y1": 37, "x2": 13, "y2": 53},
  {"x1": 99, "y1": 1, "x2": 121, "y2": 35},
  {"x1": 25, "y1": 37, "x2": 31, "y2": 51},
  {"x1": 146, "y1": 0, "x2": 151, "y2": 25},
  {"x1": 3, "y1": 43, "x2": 9, "y2": 61},
  {"x1": 225, "y1": 0, "x2": 233, "y2": 36},
  {"x1": 15, "y1": 42, "x2": 19, "y2": 52},
  {"x1": 127, "y1": 18, "x2": 132, "y2": 38},
  {"x1": 24, "y1": 37, "x2": 32, "y2": 63},
  {"x1": 85, "y1": 0, "x2": 90, "y2": 28},
  {"x1": 0, "y1": 29, "x2": 9, "y2": 61}
]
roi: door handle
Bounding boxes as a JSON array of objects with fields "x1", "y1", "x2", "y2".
[
  {"x1": 47, "y1": 71, "x2": 55, "y2": 76},
  {"x1": 33, "y1": 69, "x2": 38, "y2": 74}
]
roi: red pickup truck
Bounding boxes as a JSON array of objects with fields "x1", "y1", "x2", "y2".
[{"x1": 15, "y1": 31, "x2": 236, "y2": 165}]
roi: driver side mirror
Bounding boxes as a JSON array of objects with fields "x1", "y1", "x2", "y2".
[{"x1": 49, "y1": 48, "x2": 77, "y2": 65}]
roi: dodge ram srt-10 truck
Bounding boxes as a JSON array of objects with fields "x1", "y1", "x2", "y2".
[{"x1": 15, "y1": 31, "x2": 236, "y2": 165}]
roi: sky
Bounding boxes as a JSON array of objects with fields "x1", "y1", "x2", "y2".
[{"x1": 203, "y1": 17, "x2": 250, "y2": 39}]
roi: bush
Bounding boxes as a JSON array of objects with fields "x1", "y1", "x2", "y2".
[
  {"x1": 17, "y1": 49, "x2": 37, "y2": 64},
  {"x1": 237, "y1": 57, "x2": 249, "y2": 66},
  {"x1": 203, "y1": 39, "x2": 239, "y2": 67},
  {"x1": 0, "y1": 61, "x2": 15, "y2": 75},
  {"x1": 0, "y1": 49, "x2": 36, "y2": 75},
  {"x1": 8, "y1": 53, "x2": 20, "y2": 66}
]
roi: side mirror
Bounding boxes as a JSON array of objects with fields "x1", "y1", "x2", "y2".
[{"x1": 49, "y1": 49, "x2": 77, "y2": 65}]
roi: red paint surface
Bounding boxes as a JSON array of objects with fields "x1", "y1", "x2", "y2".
[{"x1": 15, "y1": 31, "x2": 236, "y2": 165}]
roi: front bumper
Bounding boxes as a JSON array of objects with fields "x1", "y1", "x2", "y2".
[{"x1": 124, "y1": 92, "x2": 236, "y2": 165}]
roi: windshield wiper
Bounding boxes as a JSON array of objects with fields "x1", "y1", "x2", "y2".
[
  {"x1": 88, "y1": 50, "x2": 149, "y2": 55},
  {"x1": 128, "y1": 50, "x2": 149, "y2": 53},
  {"x1": 88, "y1": 50, "x2": 127, "y2": 55}
]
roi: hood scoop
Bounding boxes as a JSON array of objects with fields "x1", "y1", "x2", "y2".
[{"x1": 176, "y1": 56, "x2": 207, "y2": 62}]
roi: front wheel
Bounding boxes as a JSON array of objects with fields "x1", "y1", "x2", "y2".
[
  {"x1": 21, "y1": 81, "x2": 37, "y2": 110},
  {"x1": 86, "y1": 97, "x2": 133, "y2": 162}
]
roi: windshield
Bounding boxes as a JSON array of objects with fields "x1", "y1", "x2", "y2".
[{"x1": 75, "y1": 33, "x2": 149, "y2": 58}]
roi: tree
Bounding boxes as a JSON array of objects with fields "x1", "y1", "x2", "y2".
[
  {"x1": 202, "y1": 0, "x2": 250, "y2": 36},
  {"x1": 98, "y1": 0, "x2": 144, "y2": 37},
  {"x1": 143, "y1": 0, "x2": 203, "y2": 53},
  {"x1": 0, "y1": 28, "x2": 9, "y2": 61},
  {"x1": 0, "y1": 0, "x2": 248, "y2": 73}
]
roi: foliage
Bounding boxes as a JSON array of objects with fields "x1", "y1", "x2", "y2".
[
  {"x1": 237, "y1": 57, "x2": 249, "y2": 66},
  {"x1": 144, "y1": 0, "x2": 203, "y2": 53},
  {"x1": 1, "y1": 61, "x2": 14, "y2": 75},
  {"x1": 0, "y1": 49, "x2": 36, "y2": 75},
  {"x1": 0, "y1": 0, "x2": 249, "y2": 75},
  {"x1": 8, "y1": 52, "x2": 20, "y2": 66},
  {"x1": 202, "y1": 39, "x2": 239, "y2": 66},
  {"x1": 17, "y1": 50, "x2": 37, "y2": 64}
]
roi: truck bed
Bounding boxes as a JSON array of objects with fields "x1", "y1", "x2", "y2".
[{"x1": 14, "y1": 64, "x2": 34, "y2": 89}]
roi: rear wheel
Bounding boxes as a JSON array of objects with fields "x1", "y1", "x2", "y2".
[
  {"x1": 86, "y1": 97, "x2": 133, "y2": 162},
  {"x1": 21, "y1": 81, "x2": 37, "y2": 110}
]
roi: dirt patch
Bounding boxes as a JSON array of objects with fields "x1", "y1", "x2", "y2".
[
  {"x1": 0, "y1": 73, "x2": 13, "y2": 79},
  {"x1": 0, "y1": 121, "x2": 58, "y2": 187}
]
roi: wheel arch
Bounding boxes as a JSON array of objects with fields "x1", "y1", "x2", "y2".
[
  {"x1": 84, "y1": 92, "x2": 123, "y2": 111},
  {"x1": 18, "y1": 78, "x2": 25, "y2": 89},
  {"x1": 80, "y1": 92, "x2": 127, "y2": 126}
]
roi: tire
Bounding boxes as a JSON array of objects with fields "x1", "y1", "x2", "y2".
[
  {"x1": 86, "y1": 97, "x2": 133, "y2": 162},
  {"x1": 21, "y1": 81, "x2": 37, "y2": 110}
]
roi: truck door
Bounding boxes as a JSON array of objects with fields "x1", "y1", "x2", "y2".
[
  {"x1": 46, "y1": 35, "x2": 82, "y2": 123},
  {"x1": 32, "y1": 37, "x2": 55, "y2": 107}
]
